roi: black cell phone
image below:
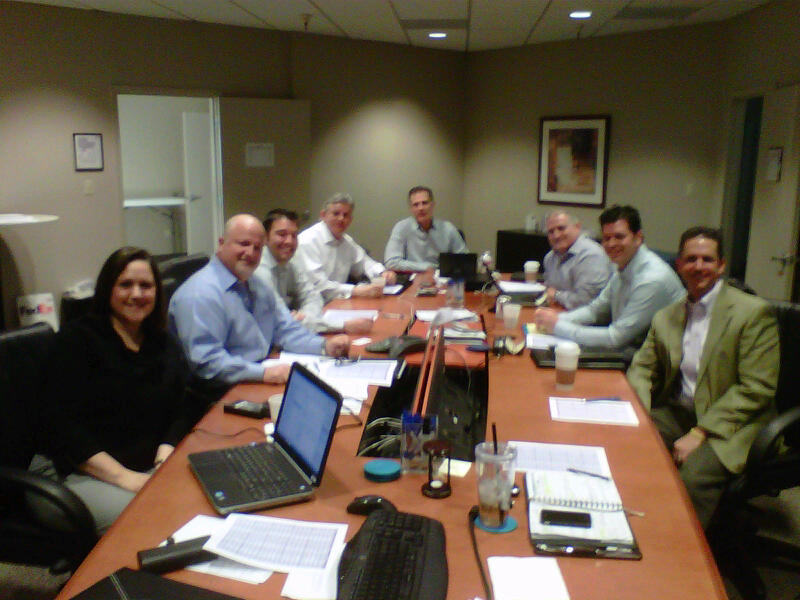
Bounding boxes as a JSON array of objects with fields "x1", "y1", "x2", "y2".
[
  {"x1": 223, "y1": 399, "x2": 270, "y2": 419},
  {"x1": 540, "y1": 509, "x2": 592, "y2": 528}
]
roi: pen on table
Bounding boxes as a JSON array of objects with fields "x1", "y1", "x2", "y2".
[
  {"x1": 567, "y1": 467, "x2": 611, "y2": 481},
  {"x1": 581, "y1": 396, "x2": 622, "y2": 403}
]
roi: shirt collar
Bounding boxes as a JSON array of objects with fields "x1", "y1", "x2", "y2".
[
  {"x1": 260, "y1": 249, "x2": 278, "y2": 269},
  {"x1": 618, "y1": 243, "x2": 648, "y2": 282},
  {"x1": 210, "y1": 255, "x2": 239, "y2": 291},
  {"x1": 416, "y1": 218, "x2": 437, "y2": 233},
  {"x1": 320, "y1": 221, "x2": 344, "y2": 246},
  {"x1": 687, "y1": 278, "x2": 723, "y2": 311}
]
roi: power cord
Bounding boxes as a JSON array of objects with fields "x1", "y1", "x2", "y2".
[{"x1": 468, "y1": 505, "x2": 494, "y2": 600}]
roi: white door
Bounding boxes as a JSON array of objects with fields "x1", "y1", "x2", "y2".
[
  {"x1": 183, "y1": 109, "x2": 218, "y2": 256},
  {"x1": 745, "y1": 85, "x2": 800, "y2": 300}
]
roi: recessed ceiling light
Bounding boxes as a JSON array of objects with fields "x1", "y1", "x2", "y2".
[
  {"x1": 428, "y1": 32, "x2": 447, "y2": 39},
  {"x1": 569, "y1": 11, "x2": 592, "y2": 19}
]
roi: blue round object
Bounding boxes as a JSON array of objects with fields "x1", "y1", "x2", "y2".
[
  {"x1": 475, "y1": 515, "x2": 518, "y2": 534},
  {"x1": 364, "y1": 459, "x2": 402, "y2": 482}
]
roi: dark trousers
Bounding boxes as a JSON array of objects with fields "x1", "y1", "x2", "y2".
[{"x1": 651, "y1": 404, "x2": 731, "y2": 529}]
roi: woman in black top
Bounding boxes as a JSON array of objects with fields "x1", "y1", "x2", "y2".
[{"x1": 44, "y1": 247, "x2": 190, "y2": 532}]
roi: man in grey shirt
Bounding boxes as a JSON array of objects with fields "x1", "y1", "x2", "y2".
[
  {"x1": 384, "y1": 186, "x2": 467, "y2": 271},
  {"x1": 252, "y1": 208, "x2": 372, "y2": 334},
  {"x1": 534, "y1": 205, "x2": 685, "y2": 353},
  {"x1": 542, "y1": 210, "x2": 612, "y2": 309}
]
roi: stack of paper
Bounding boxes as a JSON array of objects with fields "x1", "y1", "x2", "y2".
[{"x1": 166, "y1": 513, "x2": 347, "y2": 600}]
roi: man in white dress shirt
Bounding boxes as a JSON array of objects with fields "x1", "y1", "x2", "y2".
[
  {"x1": 252, "y1": 208, "x2": 372, "y2": 334},
  {"x1": 296, "y1": 193, "x2": 396, "y2": 302}
]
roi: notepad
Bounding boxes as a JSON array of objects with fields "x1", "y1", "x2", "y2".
[
  {"x1": 549, "y1": 396, "x2": 639, "y2": 426},
  {"x1": 524, "y1": 446, "x2": 641, "y2": 560}
]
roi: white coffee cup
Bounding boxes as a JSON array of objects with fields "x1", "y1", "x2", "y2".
[
  {"x1": 554, "y1": 341, "x2": 580, "y2": 389},
  {"x1": 524, "y1": 260, "x2": 540, "y2": 282},
  {"x1": 371, "y1": 276, "x2": 386, "y2": 288},
  {"x1": 268, "y1": 393, "x2": 284, "y2": 421},
  {"x1": 502, "y1": 303, "x2": 521, "y2": 330}
]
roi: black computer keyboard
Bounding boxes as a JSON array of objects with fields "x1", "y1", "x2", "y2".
[{"x1": 337, "y1": 509, "x2": 448, "y2": 600}]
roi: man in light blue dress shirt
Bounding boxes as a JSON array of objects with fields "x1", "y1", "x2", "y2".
[
  {"x1": 535, "y1": 205, "x2": 685, "y2": 354},
  {"x1": 542, "y1": 210, "x2": 612, "y2": 309},
  {"x1": 169, "y1": 214, "x2": 350, "y2": 387},
  {"x1": 384, "y1": 186, "x2": 467, "y2": 272}
]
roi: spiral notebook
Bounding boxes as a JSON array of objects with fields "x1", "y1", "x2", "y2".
[{"x1": 525, "y1": 465, "x2": 641, "y2": 560}]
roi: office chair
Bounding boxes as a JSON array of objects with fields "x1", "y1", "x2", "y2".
[
  {"x1": 155, "y1": 252, "x2": 209, "y2": 290},
  {"x1": 0, "y1": 323, "x2": 97, "y2": 574},
  {"x1": 712, "y1": 301, "x2": 800, "y2": 600}
]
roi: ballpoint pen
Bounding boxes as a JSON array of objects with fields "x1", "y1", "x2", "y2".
[{"x1": 567, "y1": 467, "x2": 611, "y2": 481}]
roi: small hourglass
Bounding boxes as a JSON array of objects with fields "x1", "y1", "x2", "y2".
[{"x1": 421, "y1": 440, "x2": 451, "y2": 499}]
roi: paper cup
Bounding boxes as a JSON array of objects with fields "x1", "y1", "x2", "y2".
[
  {"x1": 268, "y1": 393, "x2": 284, "y2": 421},
  {"x1": 554, "y1": 341, "x2": 580, "y2": 389},
  {"x1": 524, "y1": 260, "x2": 540, "y2": 282}
]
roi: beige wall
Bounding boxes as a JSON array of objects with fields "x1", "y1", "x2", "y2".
[
  {"x1": 0, "y1": 2, "x2": 463, "y2": 325},
  {"x1": 462, "y1": 25, "x2": 727, "y2": 255},
  {"x1": 291, "y1": 34, "x2": 466, "y2": 257}
]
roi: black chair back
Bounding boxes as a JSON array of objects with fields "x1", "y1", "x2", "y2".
[
  {"x1": 156, "y1": 253, "x2": 209, "y2": 288},
  {"x1": 772, "y1": 301, "x2": 800, "y2": 445},
  {"x1": 0, "y1": 323, "x2": 98, "y2": 573},
  {"x1": 0, "y1": 323, "x2": 55, "y2": 469}
]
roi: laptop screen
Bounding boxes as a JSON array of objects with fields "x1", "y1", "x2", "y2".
[
  {"x1": 439, "y1": 252, "x2": 477, "y2": 280},
  {"x1": 274, "y1": 363, "x2": 342, "y2": 483}
]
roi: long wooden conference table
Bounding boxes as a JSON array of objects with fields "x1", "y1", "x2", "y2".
[{"x1": 56, "y1": 281, "x2": 727, "y2": 600}]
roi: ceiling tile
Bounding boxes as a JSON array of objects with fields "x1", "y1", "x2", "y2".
[
  {"x1": 393, "y1": 0, "x2": 468, "y2": 20},
  {"x1": 235, "y1": 0, "x2": 341, "y2": 35},
  {"x1": 314, "y1": 0, "x2": 407, "y2": 43},
  {"x1": 154, "y1": 0, "x2": 265, "y2": 27}
]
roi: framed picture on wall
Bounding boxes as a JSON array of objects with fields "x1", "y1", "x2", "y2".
[
  {"x1": 73, "y1": 133, "x2": 104, "y2": 171},
  {"x1": 537, "y1": 116, "x2": 610, "y2": 207}
]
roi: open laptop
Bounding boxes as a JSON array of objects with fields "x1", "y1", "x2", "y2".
[
  {"x1": 439, "y1": 252, "x2": 493, "y2": 291},
  {"x1": 188, "y1": 363, "x2": 343, "y2": 515}
]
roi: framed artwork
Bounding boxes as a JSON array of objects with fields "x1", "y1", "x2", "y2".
[
  {"x1": 73, "y1": 133, "x2": 104, "y2": 171},
  {"x1": 537, "y1": 116, "x2": 610, "y2": 207}
]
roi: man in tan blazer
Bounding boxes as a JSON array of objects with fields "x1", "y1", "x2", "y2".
[{"x1": 627, "y1": 226, "x2": 779, "y2": 528}]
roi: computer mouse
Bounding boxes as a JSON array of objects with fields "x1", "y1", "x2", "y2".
[{"x1": 346, "y1": 495, "x2": 397, "y2": 515}]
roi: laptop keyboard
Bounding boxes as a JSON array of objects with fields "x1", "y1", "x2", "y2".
[{"x1": 223, "y1": 443, "x2": 305, "y2": 499}]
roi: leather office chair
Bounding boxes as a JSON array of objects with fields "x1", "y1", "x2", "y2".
[
  {"x1": 712, "y1": 301, "x2": 800, "y2": 600},
  {"x1": 156, "y1": 252, "x2": 209, "y2": 289},
  {"x1": 0, "y1": 323, "x2": 97, "y2": 574}
]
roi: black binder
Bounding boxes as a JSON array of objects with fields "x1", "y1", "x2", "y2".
[{"x1": 69, "y1": 567, "x2": 244, "y2": 599}]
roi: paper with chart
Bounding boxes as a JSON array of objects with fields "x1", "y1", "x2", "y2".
[
  {"x1": 204, "y1": 513, "x2": 347, "y2": 573},
  {"x1": 549, "y1": 396, "x2": 639, "y2": 426},
  {"x1": 167, "y1": 515, "x2": 272, "y2": 584},
  {"x1": 510, "y1": 441, "x2": 612, "y2": 475}
]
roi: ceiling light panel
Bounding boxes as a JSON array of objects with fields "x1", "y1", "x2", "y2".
[
  {"x1": 314, "y1": 0, "x2": 406, "y2": 43},
  {"x1": 527, "y1": 0, "x2": 626, "y2": 44},
  {"x1": 469, "y1": 0, "x2": 547, "y2": 51},
  {"x1": 406, "y1": 28, "x2": 467, "y2": 51}
]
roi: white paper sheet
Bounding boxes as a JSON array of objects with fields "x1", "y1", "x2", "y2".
[
  {"x1": 496, "y1": 280, "x2": 546, "y2": 294},
  {"x1": 487, "y1": 556, "x2": 569, "y2": 600},
  {"x1": 281, "y1": 541, "x2": 345, "y2": 600},
  {"x1": 549, "y1": 396, "x2": 639, "y2": 426},
  {"x1": 321, "y1": 309, "x2": 379, "y2": 329},
  {"x1": 205, "y1": 514, "x2": 347, "y2": 573},
  {"x1": 168, "y1": 515, "x2": 272, "y2": 584},
  {"x1": 510, "y1": 441, "x2": 611, "y2": 475}
]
